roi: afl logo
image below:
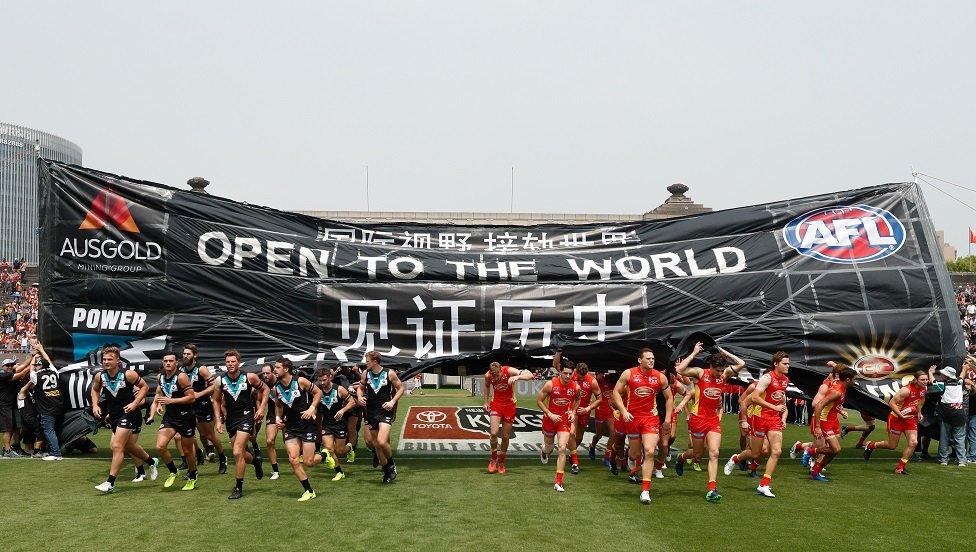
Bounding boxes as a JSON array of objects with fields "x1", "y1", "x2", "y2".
[
  {"x1": 703, "y1": 388, "x2": 722, "y2": 400},
  {"x1": 783, "y1": 205, "x2": 905, "y2": 264},
  {"x1": 853, "y1": 355, "x2": 896, "y2": 380},
  {"x1": 771, "y1": 391, "x2": 786, "y2": 402}
]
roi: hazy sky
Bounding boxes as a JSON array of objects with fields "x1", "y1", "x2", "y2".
[{"x1": 5, "y1": 2, "x2": 975, "y2": 250}]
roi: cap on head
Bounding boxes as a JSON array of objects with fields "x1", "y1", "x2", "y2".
[
  {"x1": 939, "y1": 366, "x2": 958, "y2": 379},
  {"x1": 1, "y1": 358, "x2": 15, "y2": 367}
]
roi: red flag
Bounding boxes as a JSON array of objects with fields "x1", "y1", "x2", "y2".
[{"x1": 970, "y1": 228, "x2": 976, "y2": 245}]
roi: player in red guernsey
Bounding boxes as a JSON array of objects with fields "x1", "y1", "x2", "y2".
[
  {"x1": 569, "y1": 362, "x2": 601, "y2": 474},
  {"x1": 589, "y1": 372, "x2": 616, "y2": 466},
  {"x1": 673, "y1": 342, "x2": 746, "y2": 502},
  {"x1": 808, "y1": 368, "x2": 857, "y2": 481},
  {"x1": 863, "y1": 370, "x2": 929, "y2": 474},
  {"x1": 611, "y1": 348, "x2": 674, "y2": 505},
  {"x1": 483, "y1": 362, "x2": 534, "y2": 474},
  {"x1": 536, "y1": 364, "x2": 580, "y2": 492},
  {"x1": 723, "y1": 351, "x2": 790, "y2": 498},
  {"x1": 790, "y1": 361, "x2": 845, "y2": 467}
]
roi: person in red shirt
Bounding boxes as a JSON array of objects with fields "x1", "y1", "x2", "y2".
[
  {"x1": 790, "y1": 361, "x2": 844, "y2": 467},
  {"x1": 568, "y1": 362, "x2": 600, "y2": 474},
  {"x1": 673, "y1": 342, "x2": 746, "y2": 502},
  {"x1": 808, "y1": 368, "x2": 857, "y2": 481},
  {"x1": 723, "y1": 352, "x2": 790, "y2": 498},
  {"x1": 589, "y1": 371, "x2": 616, "y2": 466},
  {"x1": 611, "y1": 348, "x2": 674, "y2": 505},
  {"x1": 536, "y1": 364, "x2": 580, "y2": 492},
  {"x1": 482, "y1": 361, "x2": 534, "y2": 474},
  {"x1": 863, "y1": 370, "x2": 930, "y2": 474}
]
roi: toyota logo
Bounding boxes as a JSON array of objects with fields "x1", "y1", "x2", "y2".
[{"x1": 416, "y1": 410, "x2": 447, "y2": 423}]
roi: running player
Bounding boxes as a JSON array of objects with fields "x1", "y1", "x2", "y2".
[
  {"x1": 213, "y1": 349, "x2": 267, "y2": 499},
  {"x1": 536, "y1": 363, "x2": 580, "y2": 492},
  {"x1": 181, "y1": 343, "x2": 227, "y2": 473},
  {"x1": 340, "y1": 364, "x2": 363, "y2": 463},
  {"x1": 568, "y1": 361, "x2": 600, "y2": 474},
  {"x1": 589, "y1": 371, "x2": 615, "y2": 465},
  {"x1": 808, "y1": 368, "x2": 857, "y2": 481},
  {"x1": 723, "y1": 352, "x2": 790, "y2": 498},
  {"x1": 789, "y1": 361, "x2": 844, "y2": 467},
  {"x1": 863, "y1": 370, "x2": 929, "y2": 474},
  {"x1": 483, "y1": 361, "x2": 534, "y2": 474},
  {"x1": 841, "y1": 414, "x2": 876, "y2": 449},
  {"x1": 612, "y1": 348, "x2": 674, "y2": 505},
  {"x1": 674, "y1": 342, "x2": 746, "y2": 502},
  {"x1": 274, "y1": 357, "x2": 323, "y2": 501},
  {"x1": 316, "y1": 367, "x2": 354, "y2": 481},
  {"x1": 355, "y1": 351, "x2": 404, "y2": 483},
  {"x1": 257, "y1": 364, "x2": 281, "y2": 479},
  {"x1": 150, "y1": 351, "x2": 199, "y2": 490},
  {"x1": 91, "y1": 346, "x2": 157, "y2": 493}
]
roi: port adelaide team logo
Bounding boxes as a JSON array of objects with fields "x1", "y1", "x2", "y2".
[
  {"x1": 783, "y1": 205, "x2": 906, "y2": 264},
  {"x1": 58, "y1": 185, "x2": 167, "y2": 276}
]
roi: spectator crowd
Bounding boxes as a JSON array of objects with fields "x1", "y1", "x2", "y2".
[{"x1": 1, "y1": 257, "x2": 37, "y2": 355}]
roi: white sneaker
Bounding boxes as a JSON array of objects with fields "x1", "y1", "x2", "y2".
[
  {"x1": 723, "y1": 456, "x2": 736, "y2": 476},
  {"x1": 553, "y1": 483, "x2": 565, "y2": 492},
  {"x1": 654, "y1": 469, "x2": 664, "y2": 479},
  {"x1": 959, "y1": 462, "x2": 968, "y2": 467},
  {"x1": 269, "y1": 471, "x2": 280, "y2": 480},
  {"x1": 756, "y1": 485, "x2": 776, "y2": 498},
  {"x1": 132, "y1": 474, "x2": 146, "y2": 483},
  {"x1": 789, "y1": 441, "x2": 801, "y2": 460},
  {"x1": 95, "y1": 481, "x2": 115, "y2": 493},
  {"x1": 639, "y1": 490, "x2": 651, "y2": 504},
  {"x1": 540, "y1": 451, "x2": 549, "y2": 465},
  {"x1": 42, "y1": 455, "x2": 62, "y2": 461},
  {"x1": 939, "y1": 461, "x2": 949, "y2": 466},
  {"x1": 149, "y1": 458, "x2": 159, "y2": 481}
]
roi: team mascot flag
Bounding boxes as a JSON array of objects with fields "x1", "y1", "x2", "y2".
[{"x1": 37, "y1": 160, "x2": 963, "y2": 419}]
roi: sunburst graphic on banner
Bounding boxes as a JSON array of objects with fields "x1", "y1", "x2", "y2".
[{"x1": 838, "y1": 333, "x2": 913, "y2": 381}]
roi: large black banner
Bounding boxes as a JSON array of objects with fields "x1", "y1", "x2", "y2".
[{"x1": 37, "y1": 160, "x2": 964, "y2": 418}]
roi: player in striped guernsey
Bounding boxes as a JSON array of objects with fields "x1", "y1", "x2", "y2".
[
  {"x1": 180, "y1": 343, "x2": 227, "y2": 473},
  {"x1": 274, "y1": 357, "x2": 323, "y2": 501},
  {"x1": 356, "y1": 351, "x2": 404, "y2": 483},
  {"x1": 91, "y1": 346, "x2": 157, "y2": 494},
  {"x1": 316, "y1": 367, "x2": 355, "y2": 481},
  {"x1": 674, "y1": 342, "x2": 746, "y2": 502},
  {"x1": 149, "y1": 351, "x2": 199, "y2": 490},
  {"x1": 863, "y1": 370, "x2": 930, "y2": 474},
  {"x1": 213, "y1": 350, "x2": 268, "y2": 499}
]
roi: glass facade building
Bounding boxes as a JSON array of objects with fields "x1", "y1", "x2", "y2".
[{"x1": 0, "y1": 122, "x2": 82, "y2": 265}]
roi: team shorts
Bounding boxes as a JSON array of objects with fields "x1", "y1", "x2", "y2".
[
  {"x1": 283, "y1": 428, "x2": 319, "y2": 443},
  {"x1": 160, "y1": 416, "x2": 196, "y2": 438},
  {"x1": 365, "y1": 410, "x2": 396, "y2": 431},
  {"x1": 0, "y1": 406, "x2": 17, "y2": 432},
  {"x1": 321, "y1": 424, "x2": 348, "y2": 440},
  {"x1": 110, "y1": 412, "x2": 143, "y2": 434},
  {"x1": 820, "y1": 419, "x2": 841, "y2": 438},
  {"x1": 594, "y1": 407, "x2": 613, "y2": 424},
  {"x1": 489, "y1": 402, "x2": 517, "y2": 424},
  {"x1": 612, "y1": 413, "x2": 627, "y2": 435},
  {"x1": 542, "y1": 415, "x2": 572, "y2": 436},
  {"x1": 751, "y1": 416, "x2": 784, "y2": 437},
  {"x1": 626, "y1": 415, "x2": 660, "y2": 438},
  {"x1": 226, "y1": 417, "x2": 255, "y2": 436},
  {"x1": 887, "y1": 413, "x2": 918, "y2": 434},
  {"x1": 688, "y1": 415, "x2": 722, "y2": 439},
  {"x1": 193, "y1": 402, "x2": 215, "y2": 423},
  {"x1": 575, "y1": 412, "x2": 591, "y2": 432}
]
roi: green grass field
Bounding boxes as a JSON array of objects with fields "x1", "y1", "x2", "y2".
[{"x1": 2, "y1": 389, "x2": 973, "y2": 552}]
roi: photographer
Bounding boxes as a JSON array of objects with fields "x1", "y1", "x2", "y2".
[{"x1": 933, "y1": 361, "x2": 972, "y2": 466}]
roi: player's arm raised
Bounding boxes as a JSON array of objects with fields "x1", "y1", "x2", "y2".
[
  {"x1": 676, "y1": 342, "x2": 704, "y2": 379},
  {"x1": 718, "y1": 346, "x2": 746, "y2": 379}
]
